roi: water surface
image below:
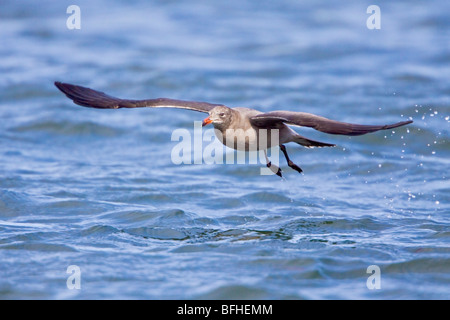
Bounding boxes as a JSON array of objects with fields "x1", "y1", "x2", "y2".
[{"x1": 0, "y1": 0, "x2": 449, "y2": 299}]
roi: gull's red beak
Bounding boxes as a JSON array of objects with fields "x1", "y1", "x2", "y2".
[{"x1": 202, "y1": 116, "x2": 212, "y2": 127}]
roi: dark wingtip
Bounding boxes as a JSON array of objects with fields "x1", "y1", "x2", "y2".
[
  {"x1": 383, "y1": 119, "x2": 413, "y2": 131},
  {"x1": 54, "y1": 81, "x2": 62, "y2": 90},
  {"x1": 396, "y1": 119, "x2": 414, "y2": 127}
]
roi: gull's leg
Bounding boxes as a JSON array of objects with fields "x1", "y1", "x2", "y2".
[
  {"x1": 280, "y1": 144, "x2": 303, "y2": 174},
  {"x1": 264, "y1": 150, "x2": 282, "y2": 177}
]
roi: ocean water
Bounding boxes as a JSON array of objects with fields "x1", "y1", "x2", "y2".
[{"x1": 0, "y1": 0, "x2": 449, "y2": 299}]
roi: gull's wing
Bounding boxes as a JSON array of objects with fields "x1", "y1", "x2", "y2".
[
  {"x1": 250, "y1": 111, "x2": 413, "y2": 136},
  {"x1": 54, "y1": 82, "x2": 224, "y2": 113}
]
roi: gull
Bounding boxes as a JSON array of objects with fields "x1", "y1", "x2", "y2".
[{"x1": 55, "y1": 82, "x2": 413, "y2": 177}]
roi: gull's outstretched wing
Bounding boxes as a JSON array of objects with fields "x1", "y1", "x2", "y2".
[
  {"x1": 55, "y1": 82, "x2": 224, "y2": 113},
  {"x1": 250, "y1": 110, "x2": 413, "y2": 136}
]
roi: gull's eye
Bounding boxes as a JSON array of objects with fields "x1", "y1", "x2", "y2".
[{"x1": 219, "y1": 112, "x2": 225, "y2": 117}]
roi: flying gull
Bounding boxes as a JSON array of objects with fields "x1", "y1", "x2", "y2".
[{"x1": 54, "y1": 82, "x2": 413, "y2": 177}]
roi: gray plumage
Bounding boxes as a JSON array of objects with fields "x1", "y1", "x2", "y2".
[{"x1": 55, "y1": 81, "x2": 413, "y2": 176}]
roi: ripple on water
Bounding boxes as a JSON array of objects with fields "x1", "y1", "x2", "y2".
[
  {"x1": 0, "y1": 243, "x2": 77, "y2": 252},
  {"x1": 195, "y1": 285, "x2": 279, "y2": 300},
  {"x1": 240, "y1": 191, "x2": 294, "y2": 203},
  {"x1": 10, "y1": 120, "x2": 124, "y2": 137},
  {"x1": 384, "y1": 257, "x2": 450, "y2": 274},
  {"x1": 0, "y1": 190, "x2": 34, "y2": 218},
  {"x1": 79, "y1": 225, "x2": 120, "y2": 237}
]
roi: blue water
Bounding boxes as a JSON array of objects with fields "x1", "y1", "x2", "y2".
[{"x1": 0, "y1": 0, "x2": 449, "y2": 299}]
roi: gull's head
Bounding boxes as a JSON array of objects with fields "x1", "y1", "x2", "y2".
[{"x1": 202, "y1": 106, "x2": 233, "y2": 129}]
